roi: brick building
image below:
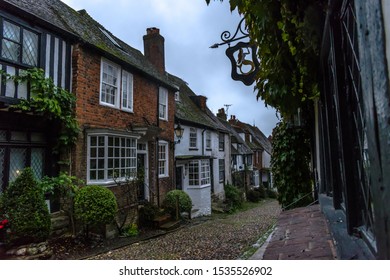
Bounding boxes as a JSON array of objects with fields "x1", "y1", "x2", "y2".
[{"x1": 0, "y1": 0, "x2": 178, "y2": 225}]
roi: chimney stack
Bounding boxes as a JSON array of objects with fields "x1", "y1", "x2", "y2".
[
  {"x1": 217, "y1": 108, "x2": 227, "y2": 120},
  {"x1": 190, "y1": 95, "x2": 208, "y2": 112},
  {"x1": 143, "y1": 27, "x2": 165, "y2": 74}
]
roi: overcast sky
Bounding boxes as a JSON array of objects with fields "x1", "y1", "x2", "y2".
[{"x1": 61, "y1": 0, "x2": 279, "y2": 136}]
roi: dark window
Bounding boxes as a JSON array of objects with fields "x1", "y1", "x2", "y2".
[
  {"x1": 219, "y1": 159, "x2": 225, "y2": 182},
  {"x1": 0, "y1": 130, "x2": 46, "y2": 192},
  {"x1": 1, "y1": 18, "x2": 39, "y2": 66},
  {"x1": 219, "y1": 133, "x2": 224, "y2": 151}
]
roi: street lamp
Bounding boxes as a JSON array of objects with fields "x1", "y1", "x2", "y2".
[{"x1": 174, "y1": 123, "x2": 184, "y2": 144}]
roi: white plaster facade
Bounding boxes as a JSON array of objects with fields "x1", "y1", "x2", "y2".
[{"x1": 174, "y1": 124, "x2": 231, "y2": 218}]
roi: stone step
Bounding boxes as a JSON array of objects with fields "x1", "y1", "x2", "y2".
[
  {"x1": 153, "y1": 214, "x2": 172, "y2": 227},
  {"x1": 159, "y1": 220, "x2": 181, "y2": 231}
]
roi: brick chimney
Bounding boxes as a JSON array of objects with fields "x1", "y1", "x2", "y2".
[
  {"x1": 229, "y1": 115, "x2": 237, "y2": 124},
  {"x1": 143, "y1": 27, "x2": 165, "y2": 74},
  {"x1": 217, "y1": 108, "x2": 227, "y2": 121},
  {"x1": 190, "y1": 95, "x2": 208, "y2": 112}
]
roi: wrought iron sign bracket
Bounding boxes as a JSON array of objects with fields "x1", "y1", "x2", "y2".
[{"x1": 210, "y1": 18, "x2": 260, "y2": 86}]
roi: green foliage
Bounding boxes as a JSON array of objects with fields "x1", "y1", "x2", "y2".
[
  {"x1": 2, "y1": 168, "x2": 51, "y2": 245},
  {"x1": 74, "y1": 185, "x2": 118, "y2": 228},
  {"x1": 206, "y1": 0, "x2": 324, "y2": 117},
  {"x1": 224, "y1": 184, "x2": 244, "y2": 211},
  {"x1": 246, "y1": 189, "x2": 261, "y2": 203},
  {"x1": 162, "y1": 190, "x2": 192, "y2": 217},
  {"x1": 3, "y1": 68, "x2": 79, "y2": 153},
  {"x1": 39, "y1": 172, "x2": 82, "y2": 198},
  {"x1": 266, "y1": 188, "x2": 278, "y2": 199},
  {"x1": 121, "y1": 223, "x2": 138, "y2": 237},
  {"x1": 271, "y1": 121, "x2": 313, "y2": 209}
]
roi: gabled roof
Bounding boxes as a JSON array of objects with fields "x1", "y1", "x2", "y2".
[
  {"x1": 229, "y1": 118, "x2": 272, "y2": 154},
  {"x1": 170, "y1": 74, "x2": 228, "y2": 133},
  {"x1": 217, "y1": 117, "x2": 253, "y2": 155},
  {"x1": 2, "y1": 0, "x2": 176, "y2": 90}
]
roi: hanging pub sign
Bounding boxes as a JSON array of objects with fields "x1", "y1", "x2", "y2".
[
  {"x1": 226, "y1": 42, "x2": 259, "y2": 86},
  {"x1": 210, "y1": 18, "x2": 260, "y2": 86}
]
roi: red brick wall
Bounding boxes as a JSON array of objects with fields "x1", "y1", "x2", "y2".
[{"x1": 70, "y1": 44, "x2": 175, "y2": 204}]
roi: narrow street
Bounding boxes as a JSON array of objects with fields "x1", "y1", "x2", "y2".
[{"x1": 89, "y1": 200, "x2": 281, "y2": 260}]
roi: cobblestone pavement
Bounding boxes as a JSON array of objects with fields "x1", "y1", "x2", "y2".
[
  {"x1": 89, "y1": 200, "x2": 281, "y2": 260},
  {"x1": 261, "y1": 204, "x2": 337, "y2": 260}
]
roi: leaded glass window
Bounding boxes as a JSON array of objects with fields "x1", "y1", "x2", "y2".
[{"x1": 1, "y1": 19, "x2": 38, "y2": 66}]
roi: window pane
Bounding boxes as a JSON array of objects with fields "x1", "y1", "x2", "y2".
[
  {"x1": 31, "y1": 132, "x2": 45, "y2": 143},
  {"x1": 11, "y1": 131, "x2": 27, "y2": 141},
  {"x1": 2, "y1": 39, "x2": 20, "y2": 62},
  {"x1": 0, "y1": 130, "x2": 6, "y2": 141},
  {"x1": 9, "y1": 148, "x2": 27, "y2": 182},
  {"x1": 3, "y1": 21, "x2": 20, "y2": 42},
  {"x1": 31, "y1": 148, "x2": 44, "y2": 180},
  {"x1": 22, "y1": 29, "x2": 38, "y2": 66}
]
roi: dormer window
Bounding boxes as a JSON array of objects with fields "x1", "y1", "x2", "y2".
[
  {"x1": 174, "y1": 91, "x2": 180, "y2": 102},
  {"x1": 1, "y1": 19, "x2": 39, "y2": 66}
]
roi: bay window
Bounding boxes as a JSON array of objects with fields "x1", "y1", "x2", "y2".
[
  {"x1": 88, "y1": 133, "x2": 137, "y2": 184},
  {"x1": 188, "y1": 159, "x2": 210, "y2": 187}
]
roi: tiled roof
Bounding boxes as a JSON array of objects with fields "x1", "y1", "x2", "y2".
[
  {"x1": 169, "y1": 74, "x2": 228, "y2": 132},
  {"x1": 2, "y1": 0, "x2": 176, "y2": 89}
]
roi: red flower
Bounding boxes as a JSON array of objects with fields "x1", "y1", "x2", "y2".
[
  {"x1": 1, "y1": 219, "x2": 8, "y2": 225},
  {"x1": 0, "y1": 225, "x2": 3, "y2": 230}
]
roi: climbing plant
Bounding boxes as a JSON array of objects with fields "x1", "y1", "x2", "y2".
[
  {"x1": 271, "y1": 121, "x2": 313, "y2": 209},
  {"x1": 2, "y1": 68, "x2": 79, "y2": 153}
]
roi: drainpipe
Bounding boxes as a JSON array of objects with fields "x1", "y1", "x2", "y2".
[{"x1": 202, "y1": 128, "x2": 206, "y2": 156}]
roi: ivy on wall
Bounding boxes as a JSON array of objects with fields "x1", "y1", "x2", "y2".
[
  {"x1": 271, "y1": 121, "x2": 313, "y2": 209},
  {"x1": 2, "y1": 68, "x2": 79, "y2": 153}
]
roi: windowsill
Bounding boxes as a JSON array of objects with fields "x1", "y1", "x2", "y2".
[
  {"x1": 189, "y1": 148, "x2": 199, "y2": 151},
  {"x1": 158, "y1": 175, "x2": 169, "y2": 179},
  {"x1": 188, "y1": 184, "x2": 211, "y2": 189}
]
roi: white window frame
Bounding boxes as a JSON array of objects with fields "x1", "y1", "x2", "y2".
[
  {"x1": 205, "y1": 130, "x2": 211, "y2": 149},
  {"x1": 189, "y1": 127, "x2": 197, "y2": 149},
  {"x1": 219, "y1": 132, "x2": 225, "y2": 151},
  {"x1": 188, "y1": 159, "x2": 210, "y2": 187},
  {"x1": 87, "y1": 133, "x2": 137, "y2": 185},
  {"x1": 121, "y1": 70, "x2": 133, "y2": 112},
  {"x1": 159, "y1": 87, "x2": 168, "y2": 120},
  {"x1": 100, "y1": 59, "x2": 120, "y2": 108},
  {"x1": 100, "y1": 58, "x2": 134, "y2": 112},
  {"x1": 158, "y1": 141, "x2": 169, "y2": 178}
]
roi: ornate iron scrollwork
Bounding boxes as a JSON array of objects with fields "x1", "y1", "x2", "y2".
[{"x1": 210, "y1": 18, "x2": 259, "y2": 86}]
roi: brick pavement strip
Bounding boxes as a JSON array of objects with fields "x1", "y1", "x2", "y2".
[
  {"x1": 89, "y1": 200, "x2": 281, "y2": 260},
  {"x1": 262, "y1": 204, "x2": 337, "y2": 260}
]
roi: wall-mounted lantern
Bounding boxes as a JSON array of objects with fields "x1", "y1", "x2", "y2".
[{"x1": 174, "y1": 123, "x2": 184, "y2": 144}]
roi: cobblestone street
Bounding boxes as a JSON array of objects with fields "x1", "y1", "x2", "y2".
[{"x1": 89, "y1": 200, "x2": 281, "y2": 260}]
